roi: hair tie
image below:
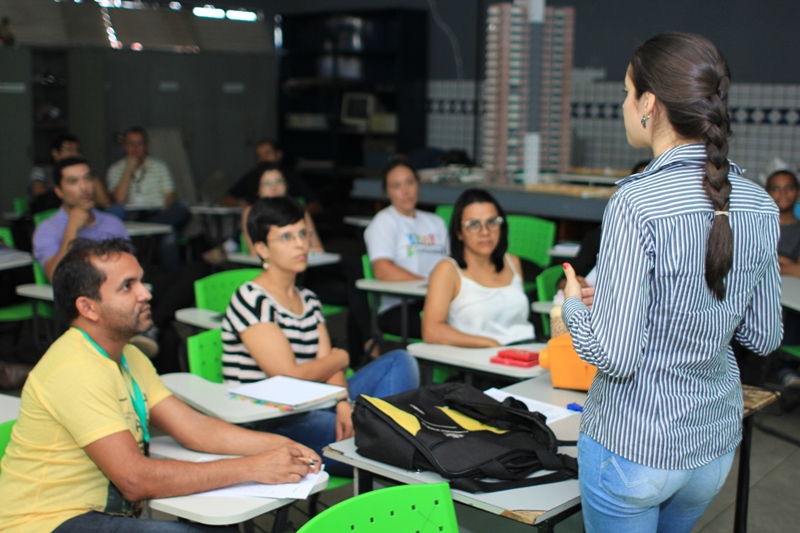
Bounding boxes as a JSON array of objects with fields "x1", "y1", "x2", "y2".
[{"x1": 714, "y1": 210, "x2": 729, "y2": 217}]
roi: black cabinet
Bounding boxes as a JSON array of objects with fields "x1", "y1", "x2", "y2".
[{"x1": 277, "y1": 9, "x2": 427, "y2": 178}]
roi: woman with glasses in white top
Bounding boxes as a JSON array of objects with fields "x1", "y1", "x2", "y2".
[{"x1": 422, "y1": 188, "x2": 534, "y2": 347}]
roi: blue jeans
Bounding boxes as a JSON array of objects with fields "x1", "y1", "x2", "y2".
[
  {"x1": 578, "y1": 433, "x2": 735, "y2": 533},
  {"x1": 53, "y1": 511, "x2": 237, "y2": 532},
  {"x1": 256, "y1": 349, "x2": 419, "y2": 476}
]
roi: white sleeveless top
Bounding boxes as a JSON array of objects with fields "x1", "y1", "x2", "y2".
[{"x1": 446, "y1": 255, "x2": 535, "y2": 345}]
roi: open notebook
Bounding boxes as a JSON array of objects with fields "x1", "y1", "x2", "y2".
[{"x1": 229, "y1": 376, "x2": 346, "y2": 411}]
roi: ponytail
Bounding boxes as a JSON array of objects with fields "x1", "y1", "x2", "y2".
[{"x1": 702, "y1": 77, "x2": 733, "y2": 300}]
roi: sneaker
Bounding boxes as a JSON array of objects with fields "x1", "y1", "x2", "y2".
[
  {"x1": 130, "y1": 332, "x2": 159, "y2": 359},
  {"x1": 780, "y1": 369, "x2": 800, "y2": 389}
]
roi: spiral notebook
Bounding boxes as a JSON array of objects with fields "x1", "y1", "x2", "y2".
[{"x1": 228, "y1": 376, "x2": 346, "y2": 411}]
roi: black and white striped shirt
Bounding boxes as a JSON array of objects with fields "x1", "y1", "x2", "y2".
[
  {"x1": 221, "y1": 282, "x2": 325, "y2": 385},
  {"x1": 562, "y1": 143, "x2": 783, "y2": 470}
]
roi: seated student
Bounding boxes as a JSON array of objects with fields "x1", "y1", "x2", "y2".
[
  {"x1": 241, "y1": 163, "x2": 372, "y2": 360},
  {"x1": 0, "y1": 238, "x2": 320, "y2": 533},
  {"x1": 364, "y1": 155, "x2": 449, "y2": 339},
  {"x1": 222, "y1": 138, "x2": 319, "y2": 213},
  {"x1": 241, "y1": 163, "x2": 324, "y2": 254},
  {"x1": 422, "y1": 189, "x2": 534, "y2": 347},
  {"x1": 222, "y1": 197, "x2": 419, "y2": 474},
  {"x1": 766, "y1": 169, "x2": 800, "y2": 386}
]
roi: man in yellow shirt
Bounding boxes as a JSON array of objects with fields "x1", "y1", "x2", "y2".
[{"x1": 0, "y1": 238, "x2": 321, "y2": 532}]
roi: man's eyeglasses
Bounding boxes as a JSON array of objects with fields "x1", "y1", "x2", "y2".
[
  {"x1": 463, "y1": 216, "x2": 504, "y2": 234},
  {"x1": 268, "y1": 229, "x2": 311, "y2": 245},
  {"x1": 260, "y1": 178, "x2": 285, "y2": 188}
]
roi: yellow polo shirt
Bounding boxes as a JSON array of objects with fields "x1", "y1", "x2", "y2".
[{"x1": 0, "y1": 328, "x2": 172, "y2": 532}]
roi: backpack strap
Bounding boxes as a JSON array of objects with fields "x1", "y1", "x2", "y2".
[{"x1": 450, "y1": 454, "x2": 578, "y2": 493}]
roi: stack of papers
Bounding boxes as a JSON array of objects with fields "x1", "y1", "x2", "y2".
[
  {"x1": 229, "y1": 375, "x2": 346, "y2": 411},
  {"x1": 193, "y1": 460, "x2": 325, "y2": 500},
  {"x1": 484, "y1": 388, "x2": 577, "y2": 425}
]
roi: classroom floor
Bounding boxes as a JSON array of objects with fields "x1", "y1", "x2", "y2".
[{"x1": 3, "y1": 317, "x2": 800, "y2": 532}]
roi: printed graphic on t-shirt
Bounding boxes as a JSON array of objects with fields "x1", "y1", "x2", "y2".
[{"x1": 405, "y1": 233, "x2": 446, "y2": 257}]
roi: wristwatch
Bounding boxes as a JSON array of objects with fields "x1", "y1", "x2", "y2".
[{"x1": 336, "y1": 397, "x2": 355, "y2": 407}]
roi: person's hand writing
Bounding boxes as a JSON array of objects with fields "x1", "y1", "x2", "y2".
[
  {"x1": 563, "y1": 263, "x2": 595, "y2": 309},
  {"x1": 250, "y1": 446, "x2": 320, "y2": 484}
]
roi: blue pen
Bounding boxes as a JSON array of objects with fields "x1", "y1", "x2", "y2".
[{"x1": 566, "y1": 402, "x2": 584, "y2": 412}]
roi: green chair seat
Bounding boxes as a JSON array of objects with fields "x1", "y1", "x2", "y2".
[{"x1": 298, "y1": 482, "x2": 457, "y2": 532}]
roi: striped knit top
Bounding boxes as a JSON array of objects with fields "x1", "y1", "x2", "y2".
[
  {"x1": 562, "y1": 143, "x2": 783, "y2": 470},
  {"x1": 221, "y1": 281, "x2": 325, "y2": 385}
]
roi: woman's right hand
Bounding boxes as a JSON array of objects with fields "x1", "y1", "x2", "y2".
[{"x1": 563, "y1": 263, "x2": 595, "y2": 309}]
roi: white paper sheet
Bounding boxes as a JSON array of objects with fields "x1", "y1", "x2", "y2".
[
  {"x1": 190, "y1": 463, "x2": 325, "y2": 500},
  {"x1": 228, "y1": 375, "x2": 345, "y2": 409},
  {"x1": 484, "y1": 388, "x2": 578, "y2": 425}
]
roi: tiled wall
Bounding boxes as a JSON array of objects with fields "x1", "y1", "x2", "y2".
[
  {"x1": 426, "y1": 80, "x2": 800, "y2": 179},
  {"x1": 426, "y1": 80, "x2": 481, "y2": 160}
]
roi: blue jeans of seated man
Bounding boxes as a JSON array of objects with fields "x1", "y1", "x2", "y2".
[
  {"x1": 255, "y1": 349, "x2": 419, "y2": 477},
  {"x1": 53, "y1": 511, "x2": 238, "y2": 532},
  {"x1": 578, "y1": 433, "x2": 735, "y2": 533}
]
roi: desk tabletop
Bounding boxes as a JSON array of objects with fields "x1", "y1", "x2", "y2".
[
  {"x1": 228, "y1": 251, "x2": 341, "y2": 268},
  {"x1": 161, "y1": 372, "x2": 335, "y2": 424},
  {"x1": 0, "y1": 250, "x2": 33, "y2": 271},
  {"x1": 325, "y1": 370, "x2": 581, "y2": 526},
  {"x1": 343, "y1": 215, "x2": 373, "y2": 228},
  {"x1": 149, "y1": 435, "x2": 329, "y2": 525},
  {"x1": 408, "y1": 342, "x2": 547, "y2": 380},
  {"x1": 190, "y1": 205, "x2": 243, "y2": 216},
  {"x1": 175, "y1": 307, "x2": 223, "y2": 330},
  {"x1": 124, "y1": 221, "x2": 172, "y2": 237},
  {"x1": 0, "y1": 393, "x2": 21, "y2": 424},
  {"x1": 355, "y1": 278, "x2": 428, "y2": 297},
  {"x1": 781, "y1": 275, "x2": 800, "y2": 312}
]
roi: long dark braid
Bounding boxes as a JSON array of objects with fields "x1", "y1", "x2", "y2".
[{"x1": 631, "y1": 33, "x2": 733, "y2": 300}]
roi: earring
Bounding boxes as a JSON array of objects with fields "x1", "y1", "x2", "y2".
[
  {"x1": 641, "y1": 114, "x2": 651, "y2": 128},
  {"x1": 259, "y1": 256, "x2": 269, "y2": 269}
]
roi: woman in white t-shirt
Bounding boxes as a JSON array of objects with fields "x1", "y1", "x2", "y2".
[
  {"x1": 364, "y1": 155, "x2": 449, "y2": 339},
  {"x1": 422, "y1": 188, "x2": 535, "y2": 347}
]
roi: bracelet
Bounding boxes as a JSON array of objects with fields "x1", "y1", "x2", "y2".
[{"x1": 337, "y1": 397, "x2": 354, "y2": 407}]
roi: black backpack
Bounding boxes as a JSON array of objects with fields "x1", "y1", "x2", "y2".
[{"x1": 352, "y1": 383, "x2": 578, "y2": 493}]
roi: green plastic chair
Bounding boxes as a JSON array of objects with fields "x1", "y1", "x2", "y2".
[
  {"x1": 435, "y1": 204, "x2": 454, "y2": 228},
  {"x1": 506, "y1": 214, "x2": 556, "y2": 269},
  {"x1": 13, "y1": 197, "x2": 28, "y2": 216},
  {"x1": 194, "y1": 269, "x2": 263, "y2": 313},
  {"x1": 298, "y1": 482, "x2": 457, "y2": 532},
  {"x1": 0, "y1": 228, "x2": 37, "y2": 327},
  {"x1": 361, "y1": 254, "x2": 423, "y2": 347},
  {"x1": 0, "y1": 419, "x2": 16, "y2": 472},
  {"x1": 33, "y1": 208, "x2": 59, "y2": 228},
  {"x1": 186, "y1": 328, "x2": 224, "y2": 383},
  {"x1": 534, "y1": 264, "x2": 564, "y2": 338}
]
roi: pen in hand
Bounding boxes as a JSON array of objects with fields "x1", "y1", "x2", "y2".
[{"x1": 298, "y1": 457, "x2": 319, "y2": 465}]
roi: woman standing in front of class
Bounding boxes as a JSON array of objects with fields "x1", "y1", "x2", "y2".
[{"x1": 562, "y1": 33, "x2": 782, "y2": 532}]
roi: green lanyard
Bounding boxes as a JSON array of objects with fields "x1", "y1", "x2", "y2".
[{"x1": 75, "y1": 327, "x2": 150, "y2": 455}]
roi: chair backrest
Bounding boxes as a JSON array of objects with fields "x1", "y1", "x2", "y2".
[
  {"x1": 14, "y1": 197, "x2": 28, "y2": 216},
  {"x1": 536, "y1": 264, "x2": 564, "y2": 304},
  {"x1": 187, "y1": 328, "x2": 224, "y2": 383},
  {"x1": 297, "y1": 482, "x2": 457, "y2": 533},
  {"x1": 0, "y1": 419, "x2": 16, "y2": 472},
  {"x1": 0, "y1": 227, "x2": 14, "y2": 247},
  {"x1": 435, "y1": 204, "x2": 454, "y2": 228},
  {"x1": 194, "y1": 268, "x2": 262, "y2": 313},
  {"x1": 361, "y1": 254, "x2": 377, "y2": 309},
  {"x1": 33, "y1": 208, "x2": 58, "y2": 228},
  {"x1": 506, "y1": 214, "x2": 556, "y2": 269}
]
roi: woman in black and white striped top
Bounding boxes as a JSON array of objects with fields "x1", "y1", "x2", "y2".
[
  {"x1": 562, "y1": 34, "x2": 782, "y2": 532},
  {"x1": 222, "y1": 196, "x2": 419, "y2": 475}
]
